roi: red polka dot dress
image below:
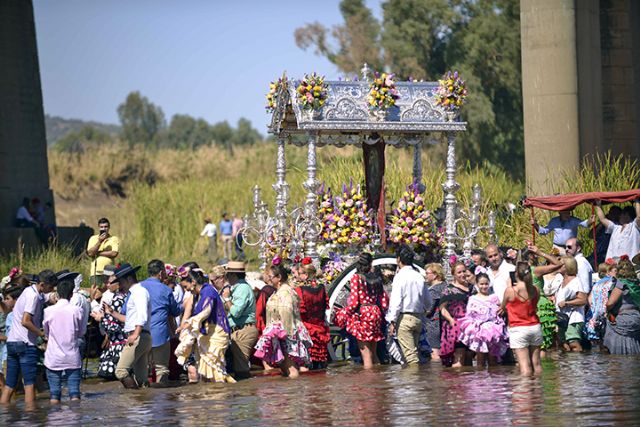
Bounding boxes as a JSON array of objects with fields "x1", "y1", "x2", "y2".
[{"x1": 338, "y1": 274, "x2": 389, "y2": 342}]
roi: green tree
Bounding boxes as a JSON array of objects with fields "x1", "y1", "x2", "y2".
[
  {"x1": 54, "y1": 125, "x2": 113, "y2": 153},
  {"x1": 294, "y1": 0, "x2": 384, "y2": 74},
  {"x1": 164, "y1": 114, "x2": 213, "y2": 149},
  {"x1": 232, "y1": 118, "x2": 262, "y2": 146},
  {"x1": 210, "y1": 120, "x2": 234, "y2": 154},
  {"x1": 117, "y1": 91, "x2": 166, "y2": 147},
  {"x1": 295, "y1": 0, "x2": 524, "y2": 177}
]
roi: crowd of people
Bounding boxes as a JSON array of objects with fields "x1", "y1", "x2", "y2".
[{"x1": 0, "y1": 200, "x2": 638, "y2": 405}]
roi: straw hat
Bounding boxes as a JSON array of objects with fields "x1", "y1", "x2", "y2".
[
  {"x1": 225, "y1": 261, "x2": 246, "y2": 273},
  {"x1": 210, "y1": 265, "x2": 226, "y2": 278}
]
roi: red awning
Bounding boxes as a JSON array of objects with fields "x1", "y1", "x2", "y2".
[{"x1": 524, "y1": 189, "x2": 640, "y2": 212}]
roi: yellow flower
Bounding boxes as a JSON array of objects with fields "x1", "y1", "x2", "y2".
[{"x1": 313, "y1": 85, "x2": 321, "y2": 92}]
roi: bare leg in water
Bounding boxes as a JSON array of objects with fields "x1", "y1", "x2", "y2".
[
  {"x1": 359, "y1": 341, "x2": 376, "y2": 369},
  {"x1": 514, "y1": 348, "x2": 533, "y2": 376}
]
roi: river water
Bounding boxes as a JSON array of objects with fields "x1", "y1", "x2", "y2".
[{"x1": 1, "y1": 352, "x2": 639, "y2": 426}]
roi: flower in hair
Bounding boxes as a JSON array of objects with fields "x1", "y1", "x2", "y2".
[
  {"x1": 272, "y1": 256, "x2": 282, "y2": 266},
  {"x1": 301, "y1": 257, "x2": 313, "y2": 266},
  {"x1": 177, "y1": 266, "x2": 190, "y2": 278},
  {"x1": 448, "y1": 254, "x2": 457, "y2": 265},
  {"x1": 605, "y1": 258, "x2": 616, "y2": 266},
  {"x1": 620, "y1": 255, "x2": 630, "y2": 262},
  {"x1": 474, "y1": 266, "x2": 487, "y2": 275},
  {"x1": 9, "y1": 267, "x2": 22, "y2": 280},
  {"x1": 164, "y1": 264, "x2": 177, "y2": 277}
]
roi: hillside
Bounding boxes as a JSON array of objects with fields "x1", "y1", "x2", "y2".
[{"x1": 44, "y1": 114, "x2": 120, "y2": 145}]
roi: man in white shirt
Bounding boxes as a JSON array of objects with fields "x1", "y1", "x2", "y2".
[
  {"x1": 104, "y1": 264, "x2": 151, "y2": 389},
  {"x1": 386, "y1": 248, "x2": 432, "y2": 365},
  {"x1": 200, "y1": 217, "x2": 218, "y2": 263},
  {"x1": 596, "y1": 201, "x2": 640, "y2": 260},
  {"x1": 565, "y1": 238, "x2": 593, "y2": 294},
  {"x1": 485, "y1": 244, "x2": 516, "y2": 302}
]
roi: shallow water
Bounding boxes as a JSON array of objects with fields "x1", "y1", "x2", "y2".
[{"x1": 2, "y1": 352, "x2": 639, "y2": 426}]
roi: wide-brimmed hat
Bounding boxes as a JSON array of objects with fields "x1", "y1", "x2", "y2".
[
  {"x1": 113, "y1": 263, "x2": 141, "y2": 280},
  {"x1": 225, "y1": 261, "x2": 246, "y2": 273},
  {"x1": 56, "y1": 270, "x2": 80, "y2": 282},
  {"x1": 209, "y1": 265, "x2": 226, "y2": 279},
  {"x1": 103, "y1": 264, "x2": 117, "y2": 277},
  {"x1": 632, "y1": 253, "x2": 640, "y2": 266}
]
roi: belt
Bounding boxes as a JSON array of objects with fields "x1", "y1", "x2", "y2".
[{"x1": 231, "y1": 323, "x2": 255, "y2": 332}]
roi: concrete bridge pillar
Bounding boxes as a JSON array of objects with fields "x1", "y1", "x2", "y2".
[{"x1": 0, "y1": 0, "x2": 55, "y2": 249}]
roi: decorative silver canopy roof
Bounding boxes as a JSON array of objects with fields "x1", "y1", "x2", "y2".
[{"x1": 268, "y1": 79, "x2": 466, "y2": 147}]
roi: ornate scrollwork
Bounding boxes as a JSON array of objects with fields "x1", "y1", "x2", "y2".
[
  {"x1": 401, "y1": 99, "x2": 445, "y2": 122},
  {"x1": 324, "y1": 98, "x2": 368, "y2": 121}
]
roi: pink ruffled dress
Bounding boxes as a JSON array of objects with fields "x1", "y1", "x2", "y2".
[
  {"x1": 254, "y1": 283, "x2": 313, "y2": 366},
  {"x1": 458, "y1": 294, "x2": 508, "y2": 357}
]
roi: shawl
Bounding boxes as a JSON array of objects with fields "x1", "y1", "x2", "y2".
[
  {"x1": 617, "y1": 278, "x2": 640, "y2": 310},
  {"x1": 194, "y1": 284, "x2": 230, "y2": 334}
]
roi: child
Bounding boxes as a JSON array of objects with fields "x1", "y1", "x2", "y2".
[
  {"x1": 458, "y1": 273, "x2": 509, "y2": 366},
  {"x1": 43, "y1": 279, "x2": 86, "y2": 403},
  {"x1": 0, "y1": 284, "x2": 26, "y2": 389}
]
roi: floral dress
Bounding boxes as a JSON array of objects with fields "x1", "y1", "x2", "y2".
[
  {"x1": 458, "y1": 294, "x2": 508, "y2": 357},
  {"x1": 335, "y1": 273, "x2": 389, "y2": 342},
  {"x1": 254, "y1": 283, "x2": 313, "y2": 366},
  {"x1": 440, "y1": 283, "x2": 473, "y2": 367},
  {"x1": 97, "y1": 291, "x2": 127, "y2": 380},
  {"x1": 585, "y1": 276, "x2": 614, "y2": 341},
  {"x1": 295, "y1": 280, "x2": 330, "y2": 362}
]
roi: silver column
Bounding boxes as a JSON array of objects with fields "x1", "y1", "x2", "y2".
[
  {"x1": 272, "y1": 136, "x2": 290, "y2": 247},
  {"x1": 252, "y1": 185, "x2": 268, "y2": 270},
  {"x1": 303, "y1": 132, "x2": 320, "y2": 258},
  {"x1": 462, "y1": 184, "x2": 482, "y2": 260},
  {"x1": 442, "y1": 133, "x2": 460, "y2": 280}
]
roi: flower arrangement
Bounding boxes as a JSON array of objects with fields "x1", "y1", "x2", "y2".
[
  {"x1": 321, "y1": 254, "x2": 348, "y2": 284},
  {"x1": 265, "y1": 77, "x2": 284, "y2": 113},
  {"x1": 296, "y1": 72, "x2": 328, "y2": 110},
  {"x1": 387, "y1": 183, "x2": 442, "y2": 254},
  {"x1": 367, "y1": 72, "x2": 400, "y2": 111},
  {"x1": 318, "y1": 181, "x2": 373, "y2": 249},
  {"x1": 434, "y1": 70, "x2": 467, "y2": 111}
]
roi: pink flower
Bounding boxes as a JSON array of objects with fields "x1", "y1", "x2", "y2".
[{"x1": 337, "y1": 218, "x2": 346, "y2": 227}]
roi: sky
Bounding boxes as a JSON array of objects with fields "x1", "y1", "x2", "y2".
[{"x1": 33, "y1": 0, "x2": 383, "y2": 134}]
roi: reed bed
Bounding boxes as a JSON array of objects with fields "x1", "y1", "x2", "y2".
[{"x1": 5, "y1": 146, "x2": 637, "y2": 276}]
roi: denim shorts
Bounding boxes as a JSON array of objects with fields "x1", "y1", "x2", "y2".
[
  {"x1": 6, "y1": 341, "x2": 41, "y2": 388},
  {"x1": 46, "y1": 368, "x2": 82, "y2": 400}
]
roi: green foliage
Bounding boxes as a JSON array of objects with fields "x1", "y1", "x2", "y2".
[
  {"x1": 6, "y1": 148, "x2": 637, "y2": 274},
  {"x1": 117, "y1": 91, "x2": 166, "y2": 147},
  {"x1": 295, "y1": 0, "x2": 524, "y2": 178},
  {"x1": 54, "y1": 125, "x2": 114, "y2": 153},
  {"x1": 163, "y1": 114, "x2": 213, "y2": 149},
  {"x1": 294, "y1": 0, "x2": 384, "y2": 74}
]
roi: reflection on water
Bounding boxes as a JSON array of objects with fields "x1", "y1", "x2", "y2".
[{"x1": 1, "y1": 353, "x2": 639, "y2": 426}]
